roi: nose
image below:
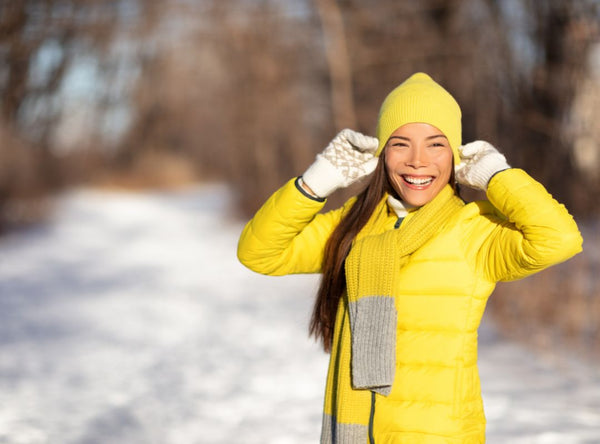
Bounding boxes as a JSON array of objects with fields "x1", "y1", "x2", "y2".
[{"x1": 406, "y1": 145, "x2": 429, "y2": 168}]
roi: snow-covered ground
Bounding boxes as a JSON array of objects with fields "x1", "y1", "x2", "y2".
[{"x1": 0, "y1": 185, "x2": 598, "y2": 444}]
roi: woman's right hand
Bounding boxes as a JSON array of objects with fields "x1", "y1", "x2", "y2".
[{"x1": 301, "y1": 129, "x2": 379, "y2": 198}]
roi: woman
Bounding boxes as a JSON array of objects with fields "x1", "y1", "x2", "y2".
[{"x1": 237, "y1": 73, "x2": 582, "y2": 443}]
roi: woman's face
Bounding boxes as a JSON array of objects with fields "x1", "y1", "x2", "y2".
[{"x1": 384, "y1": 122, "x2": 453, "y2": 207}]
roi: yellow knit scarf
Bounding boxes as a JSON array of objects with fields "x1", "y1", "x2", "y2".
[{"x1": 321, "y1": 185, "x2": 464, "y2": 442}]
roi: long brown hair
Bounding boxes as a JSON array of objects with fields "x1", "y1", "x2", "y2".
[{"x1": 309, "y1": 153, "x2": 392, "y2": 352}]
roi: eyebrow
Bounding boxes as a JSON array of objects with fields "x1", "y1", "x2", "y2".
[{"x1": 388, "y1": 134, "x2": 447, "y2": 141}]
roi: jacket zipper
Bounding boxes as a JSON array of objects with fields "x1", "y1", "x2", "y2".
[{"x1": 368, "y1": 391, "x2": 376, "y2": 443}]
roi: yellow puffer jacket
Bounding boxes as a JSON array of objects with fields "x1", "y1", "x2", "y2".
[{"x1": 237, "y1": 169, "x2": 582, "y2": 443}]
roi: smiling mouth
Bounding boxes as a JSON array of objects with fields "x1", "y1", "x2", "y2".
[{"x1": 402, "y1": 175, "x2": 434, "y2": 186}]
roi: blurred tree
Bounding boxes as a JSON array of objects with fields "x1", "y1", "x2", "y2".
[
  {"x1": 0, "y1": 0, "x2": 160, "y2": 228},
  {"x1": 506, "y1": 0, "x2": 600, "y2": 215},
  {"x1": 117, "y1": 0, "x2": 329, "y2": 214},
  {"x1": 314, "y1": 0, "x2": 356, "y2": 131}
]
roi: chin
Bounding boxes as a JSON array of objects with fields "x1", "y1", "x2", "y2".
[
  {"x1": 405, "y1": 197, "x2": 432, "y2": 207},
  {"x1": 399, "y1": 187, "x2": 443, "y2": 206}
]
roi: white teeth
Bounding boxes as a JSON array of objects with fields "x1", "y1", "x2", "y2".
[{"x1": 404, "y1": 176, "x2": 433, "y2": 185}]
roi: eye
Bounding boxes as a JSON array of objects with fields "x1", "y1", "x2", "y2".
[{"x1": 429, "y1": 142, "x2": 446, "y2": 148}]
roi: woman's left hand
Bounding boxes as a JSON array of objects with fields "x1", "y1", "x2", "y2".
[{"x1": 455, "y1": 141, "x2": 511, "y2": 191}]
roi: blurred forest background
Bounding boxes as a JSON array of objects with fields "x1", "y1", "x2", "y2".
[{"x1": 1, "y1": 0, "x2": 599, "y2": 357}]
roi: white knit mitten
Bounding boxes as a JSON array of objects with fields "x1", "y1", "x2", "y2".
[
  {"x1": 455, "y1": 140, "x2": 511, "y2": 191},
  {"x1": 302, "y1": 129, "x2": 379, "y2": 198}
]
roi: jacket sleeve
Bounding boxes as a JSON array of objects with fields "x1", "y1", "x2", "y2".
[
  {"x1": 468, "y1": 168, "x2": 583, "y2": 282},
  {"x1": 237, "y1": 178, "x2": 352, "y2": 276}
]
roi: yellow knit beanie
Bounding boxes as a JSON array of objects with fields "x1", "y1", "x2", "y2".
[{"x1": 375, "y1": 72, "x2": 462, "y2": 165}]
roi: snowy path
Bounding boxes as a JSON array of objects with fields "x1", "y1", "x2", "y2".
[{"x1": 0, "y1": 186, "x2": 598, "y2": 444}]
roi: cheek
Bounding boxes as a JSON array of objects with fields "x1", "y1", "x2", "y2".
[
  {"x1": 383, "y1": 157, "x2": 401, "y2": 189},
  {"x1": 437, "y1": 150, "x2": 454, "y2": 180},
  {"x1": 384, "y1": 153, "x2": 396, "y2": 174},
  {"x1": 384, "y1": 149, "x2": 405, "y2": 170},
  {"x1": 441, "y1": 162, "x2": 453, "y2": 181}
]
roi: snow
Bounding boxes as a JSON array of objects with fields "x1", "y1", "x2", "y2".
[{"x1": 0, "y1": 185, "x2": 598, "y2": 444}]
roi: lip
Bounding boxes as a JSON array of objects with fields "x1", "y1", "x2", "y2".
[{"x1": 401, "y1": 174, "x2": 436, "y2": 190}]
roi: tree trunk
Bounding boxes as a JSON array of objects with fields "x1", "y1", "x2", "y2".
[{"x1": 313, "y1": 0, "x2": 357, "y2": 131}]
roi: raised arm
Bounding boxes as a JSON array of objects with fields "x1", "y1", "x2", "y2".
[
  {"x1": 237, "y1": 178, "x2": 350, "y2": 276},
  {"x1": 237, "y1": 129, "x2": 379, "y2": 276},
  {"x1": 456, "y1": 141, "x2": 583, "y2": 282}
]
